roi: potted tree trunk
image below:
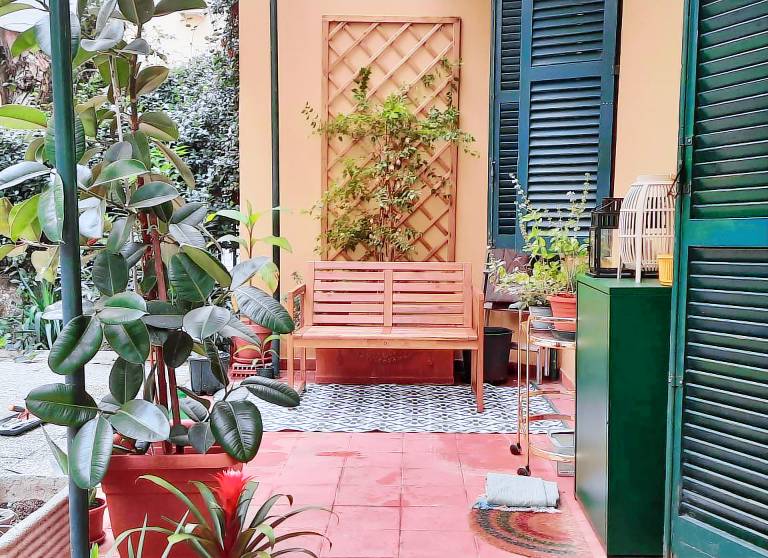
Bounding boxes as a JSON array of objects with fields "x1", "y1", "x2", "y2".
[
  {"x1": 0, "y1": 2, "x2": 300, "y2": 557},
  {"x1": 305, "y1": 66, "x2": 475, "y2": 383}
]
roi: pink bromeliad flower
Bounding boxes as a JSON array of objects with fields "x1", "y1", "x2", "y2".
[{"x1": 212, "y1": 469, "x2": 252, "y2": 557}]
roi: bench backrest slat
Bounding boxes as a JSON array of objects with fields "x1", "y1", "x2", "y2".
[{"x1": 306, "y1": 261, "x2": 473, "y2": 329}]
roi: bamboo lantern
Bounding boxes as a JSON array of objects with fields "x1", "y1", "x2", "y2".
[{"x1": 617, "y1": 175, "x2": 675, "y2": 283}]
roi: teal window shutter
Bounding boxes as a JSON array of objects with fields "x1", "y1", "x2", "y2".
[
  {"x1": 516, "y1": 0, "x2": 619, "y2": 240},
  {"x1": 490, "y1": 0, "x2": 523, "y2": 248}
]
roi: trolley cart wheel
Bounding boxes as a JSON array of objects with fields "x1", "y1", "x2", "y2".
[
  {"x1": 510, "y1": 442, "x2": 522, "y2": 455},
  {"x1": 517, "y1": 466, "x2": 530, "y2": 476}
]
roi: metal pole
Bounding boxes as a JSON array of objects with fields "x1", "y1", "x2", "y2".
[
  {"x1": 48, "y1": 2, "x2": 89, "y2": 556},
  {"x1": 269, "y1": 0, "x2": 281, "y2": 377}
]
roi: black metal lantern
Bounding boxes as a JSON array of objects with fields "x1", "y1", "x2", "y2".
[{"x1": 588, "y1": 198, "x2": 628, "y2": 277}]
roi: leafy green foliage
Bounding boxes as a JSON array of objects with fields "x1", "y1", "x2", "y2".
[
  {"x1": 1, "y1": 0, "x2": 299, "y2": 488},
  {"x1": 130, "y1": 470, "x2": 328, "y2": 558},
  {"x1": 305, "y1": 64, "x2": 474, "y2": 261}
]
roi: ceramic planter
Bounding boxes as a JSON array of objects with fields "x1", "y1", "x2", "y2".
[
  {"x1": 89, "y1": 498, "x2": 107, "y2": 546},
  {"x1": 548, "y1": 293, "x2": 577, "y2": 332},
  {"x1": 528, "y1": 305, "x2": 553, "y2": 331},
  {"x1": 0, "y1": 476, "x2": 69, "y2": 557},
  {"x1": 101, "y1": 448, "x2": 241, "y2": 558}
]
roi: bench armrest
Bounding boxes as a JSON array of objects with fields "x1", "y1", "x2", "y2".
[
  {"x1": 473, "y1": 288, "x2": 484, "y2": 334},
  {"x1": 286, "y1": 284, "x2": 306, "y2": 330}
]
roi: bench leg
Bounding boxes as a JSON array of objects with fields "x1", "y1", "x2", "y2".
[
  {"x1": 298, "y1": 347, "x2": 307, "y2": 394},
  {"x1": 476, "y1": 346, "x2": 484, "y2": 413},
  {"x1": 287, "y1": 336, "x2": 295, "y2": 389}
]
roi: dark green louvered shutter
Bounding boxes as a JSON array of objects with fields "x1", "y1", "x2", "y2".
[
  {"x1": 516, "y1": 0, "x2": 618, "y2": 235},
  {"x1": 490, "y1": 0, "x2": 523, "y2": 247},
  {"x1": 667, "y1": 2, "x2": 768, "y2": 557}
]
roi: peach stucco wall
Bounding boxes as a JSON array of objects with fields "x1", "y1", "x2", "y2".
[
  {"x1": 239, "y1": 1, "x2": 685, "y2": 374},
  {"x1": 613, "y1": 0, "x2": 685, "y2": 197},
  {"x1": 239, "y1": 0, "x2": 491, "y2": 292}
]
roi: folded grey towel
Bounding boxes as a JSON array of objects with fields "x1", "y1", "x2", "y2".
[{"x1": 485, "y1": 472, "x2": 560, "y2": 508}]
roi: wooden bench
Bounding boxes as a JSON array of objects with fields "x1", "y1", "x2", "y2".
[{"x1": 286, "y1": 261, "x2": 486, "y2": 412}]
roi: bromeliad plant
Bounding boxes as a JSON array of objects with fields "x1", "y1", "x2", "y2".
[
  {"x1": 112, "y1": 470, "x2": 328, "y2": 558},
  {"x1": 0, "y1": 0, "x2": 298, "y2": 490}
]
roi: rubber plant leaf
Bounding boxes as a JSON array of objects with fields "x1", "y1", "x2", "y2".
[
  {"x1": 70, "y1": 415, "x2": 114, "y2": 489},
  {"x1": 0, "y1": 161, "x2": 50, "y2": 190},
  {"x1": 48, "y1": 316, "x2": 104, "y2": 375},
  {"x1": 109, "y1": 358, "x2": 145, "y2": 404},
  {"x1": 163, "y1": 330, "x2": 193, "y2": 368},
  {"x1": 45, "y1": 111, "x2": 86, "y2": 165},
  {"x1": 209, "y1": 400, "x2": 263, "y2": 462},
  {"x1": 109, "y1": 399, "x2": 171, "y2": 442},
  {"x1": 117, "y1": 0, "x2": 155, "y2": 24},
  {"x1": 92, "y1": 252, "x2": 129, "y2": 296},
  {"x1": 135, "y1": 65, "x2": 169, "y2": 96},
  {"x1": 229, "y1": 256, "x2": 269, "y2": 290},
  {"x1": 188, "y1": 422, "x2": 214, "y2": 455},
  {"x1": 106, "y1": 215, "x2": 137, "y2": 254},
  {"x1": 168, "y1": 253, "x2": 215, "y2": 302},
  {"x1": 98, "y1": 291, "x2": 148, "y2": 325},
  {"x1": 154, "y1": 0, "x2": 207, "y2": 17},
  {"x1": 128, "y1": 181, "x2": 180, "y2": 209},
  {"x1": 234, "y1": 285, "x2": 295, "y2": 334},
  {"x1": 180, "y1": 245, "x2": 232, "y2": 287},
  {"x1": 169, "y1": 223, "x2": 205, "y2": 248},
  {"x1": 182, "y1": 306, "x2": 231, "y2": 341},
  {"x1": 38, "y1": 175, "x2": 64, "y2": 243},
  {"x1": 241, "y1": 377, "x2": 301, "y2": 408},
  {"x1": 154, "y1": 141, "x2": 195, "y2": 189},
  {"x1": 171, "y1": 202, "x2": 207, "y2": 226},
  {"x1": 25, "y1": 383, "x2": 99, "y2": 427},
  {"x1": 103, "y1": 319, "x2": 151, "y2": 364},
  {"x1": 93, "y1": 159, "x2": 147, "y2": 186},
  {"x1": 138, "y1": 111, "x2": 179, "y2": 142}
]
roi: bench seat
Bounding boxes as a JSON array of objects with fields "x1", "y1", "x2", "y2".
[
  {"x1": 286, "y1": 261, "x2": 486, "y2": 412},
  {"x1": 294, "y1": 326, "x2": 479, "y2": 341}
]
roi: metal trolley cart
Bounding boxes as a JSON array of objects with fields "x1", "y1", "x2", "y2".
[{"x1": 510, "y1": 314, "x2": 576, "y2": 477}]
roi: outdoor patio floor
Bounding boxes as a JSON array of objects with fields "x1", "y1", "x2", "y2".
[{"x1": 99, "y1": 395, "x2": 606, "y2": 558}]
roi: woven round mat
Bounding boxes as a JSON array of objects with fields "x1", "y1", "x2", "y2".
[{"x1": 470, "y1": 509, "x2": 594, "y2": 557}]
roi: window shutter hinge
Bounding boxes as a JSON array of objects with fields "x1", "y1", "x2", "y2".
[
  {"x1": 669, "y1": 372, "x2": 683, "y2": 388},
  {"x1": 679, "y1": 136, "x2": 693, "y2": 146}
]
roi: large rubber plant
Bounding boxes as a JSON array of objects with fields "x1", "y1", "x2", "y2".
[{"x1": 0, "y1": 0, "x2": 297, "y2": 487}]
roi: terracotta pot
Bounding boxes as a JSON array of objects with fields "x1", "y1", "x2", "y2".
[
  {"x1": 548, "y1": 293, "x2": 577, "y2": 332},
  {"x1": 102, "y1": 448, "x2": 241, "y2": 558},
  {"x1": 88, "y1": 498, "x2": 107, "y2": 545},
  {"x1": 231, "y1": 320, "x2": 273, "y2": 364},
  {"x1": 0, "y1": 477, "x2": 69, "y2": 557}
]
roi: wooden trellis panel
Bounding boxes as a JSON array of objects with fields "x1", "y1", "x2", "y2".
[{"x1": 321, "y1": 16, "x2": 461, "y2": 262}]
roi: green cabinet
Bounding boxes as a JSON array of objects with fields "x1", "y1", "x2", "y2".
[{"x1": 576, "y1": 276, "x2": 671, "y2": 556}]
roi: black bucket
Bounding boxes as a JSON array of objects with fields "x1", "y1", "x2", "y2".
[{"x1": 483, "y1": 326, "x2": 513, "y2": 384}]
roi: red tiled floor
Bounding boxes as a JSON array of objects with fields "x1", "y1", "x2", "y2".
[{"x1": 101, "y1": 407, "x2": 606, "y2": 557}]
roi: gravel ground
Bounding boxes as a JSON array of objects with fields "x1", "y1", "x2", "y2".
[{"x1": 0, "y1": 351, "x2": 189, "y2": 478}]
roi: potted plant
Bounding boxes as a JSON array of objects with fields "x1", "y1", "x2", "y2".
[
  {"x1": 496, "y1": 175, "x2": 590, "y2": 335},
  {"x1": 215, "y1": 202, "x2": 288, "y2": 371},
  {"x1": 112, "y1": 469, "x2": 329, "y2": 557},
  {"x1": 88, "y1": 487, "x2": 107, "y2": 546},
  {"x1": 0, "y1": 2, "x2": 299, "y2": 556},
  {"x1": 231, "y1": 333, "x2": 280, "y2": 378},
  {"x1": 304, "y1": 65, "x2": 475, "y2": 382}
]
